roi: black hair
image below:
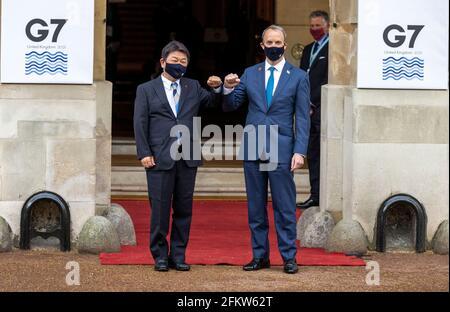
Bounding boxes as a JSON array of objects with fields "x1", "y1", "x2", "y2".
[{"x1": 161, "y1": 40, "x2": 190, "y2": 61}]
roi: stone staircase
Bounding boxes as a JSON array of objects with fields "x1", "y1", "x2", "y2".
[{"x1": 112, "y1": 139, "x2": 311, "y2": 201}]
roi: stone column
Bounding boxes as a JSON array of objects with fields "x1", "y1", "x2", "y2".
[
  {"x1": 0, "y1": 0, "x2": 114, "y2": 247},
  {"x1": 94, "y1": 0, "x2": 106, "y2": 81},
  {"x1": 324, "y1": 0, "x2": 449, "y2": 255},
  {"x1": 0, "y1": 82, "x2": 112, "y2": 242}
]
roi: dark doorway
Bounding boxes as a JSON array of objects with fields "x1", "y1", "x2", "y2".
[{"x1": 106, "y1": 0, "x2": 275, "y2": 138}]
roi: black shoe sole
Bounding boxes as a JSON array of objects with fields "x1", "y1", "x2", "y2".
[
  {"x1": 174, "y1": 267, "x2": 190, "y2": 271},
  {"x1": 296, "y1": 204, "x2": 319, "y2": 210},
  {"x1": 154, "y1": 267, "x2": 169, "y2": 272},
  {"x1": 243, "y1": 265, "x2": 271, "y2": 271},
  {"x1": 168, "y1": 264, "x2": 191, "y2": 271}
]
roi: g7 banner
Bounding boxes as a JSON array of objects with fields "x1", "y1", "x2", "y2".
[
  {"x1": 1, "y1": 0, "x2": 94, "y2": 84},
  {"x1": 357, "y1": 0, "x2": 449, "y2": 89}
]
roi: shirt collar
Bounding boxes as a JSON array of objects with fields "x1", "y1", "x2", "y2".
[
  {"x1": 161, "y1": 74, "x2": 180, "y2": 90},
  {"x1": 265, "y1": 57, "x2": 286, "y2": 72},
  {"x1": 316, "y1": 33, "x2": 329, "y2": 46}
]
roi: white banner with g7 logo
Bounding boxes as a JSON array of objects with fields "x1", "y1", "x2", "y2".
[
  {"x1": 1, "y1": 0, "x2": 94, "y2": 84},
  {"x1": 357, "y1": 0, "x2": 449, "y2": 89}
]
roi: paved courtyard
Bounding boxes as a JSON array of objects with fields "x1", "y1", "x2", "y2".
[{"x1": 0, "y1": 250, "x2": 448, "y2": 292}]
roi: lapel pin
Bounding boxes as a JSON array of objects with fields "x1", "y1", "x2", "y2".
[
  {"x1": 258, "y1": 67, "x2": 262, "y2": 71},
  {"x1": 287, "y1": 70, "x2": 291, "y2": 75}
]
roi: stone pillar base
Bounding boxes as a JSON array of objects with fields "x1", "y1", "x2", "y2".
[
  {"x1": 432, "y1": 220, "x2": 449, "y2": 255},
  {"x1": 105, "y1": 203, "x2": 137, "y2": 246},
  {"x1": 326, "y1": 220, "x2": 368, "y2": 256},
  {"x1": 77, "y1": 216, "x2": 120, "y2": 254},
  {"x1": 297, "y1": 207, "x2": 335, "y2": 248},
  {"x1": 0, "y1": 217, "x2": 13, "y2": 252}
]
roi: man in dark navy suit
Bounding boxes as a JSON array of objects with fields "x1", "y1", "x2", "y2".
[
  {"x1": 133, "y1": 41, "x2": 222, "y2": 272},
  {"x1": 297, "y1": 11, "x2": 330, "y2": 210},
  {"x1": 223, "y1": 25, "x2": 310, "y2": 274}
]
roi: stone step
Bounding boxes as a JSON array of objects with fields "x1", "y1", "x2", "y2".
[
  {"x1": 111, "y1": 138, "x2": 312, "y2": 200},
  {"x1": 112, "y1": 165, "x2": 311, "y2": 201}
]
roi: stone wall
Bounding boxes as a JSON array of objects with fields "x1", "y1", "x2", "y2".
[
  {"x1": 347, "y1": 89, "x2": 449, "y2": 243},
  {"x1": 321, "y1": 0, "x2": 449, "y2": 249},
  {"x1": 0, "y1": 82, "x2": 112, "y2": 242}
]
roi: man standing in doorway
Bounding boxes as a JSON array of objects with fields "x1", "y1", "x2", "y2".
[
  {"x1": 134, "y1": 41, "x2": 222, "y2": 272},
  {"x1": 297, "y1": 11, "x2": 330, "y2": 210},
  {"x1": 223, "y1": 25, "x2": 310, "y2": 274}
]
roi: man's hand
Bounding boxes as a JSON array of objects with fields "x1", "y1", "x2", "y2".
[
  {"x1": 207, "y1": 76, "x2": 222, "y2": 88},
  {"x1": 291, "y1": 153, "x2": 305, "y2": 172},
  {"x1": 224, "y1": 74, "x2": 240, "y2": 88},
  {"x1": 141, "y1": 156, "x2": 156, "y2": 169}
]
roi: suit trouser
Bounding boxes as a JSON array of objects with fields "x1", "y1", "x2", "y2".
[
  {"x1": 244, "y1": 161, "x2": 297, "y2": 261},
  {"x1": 146, "y1": 160, "x2": 197, "y2": 263},
  {"x1": 307, "y1": 108, "x2": 321, "y2": 202}
]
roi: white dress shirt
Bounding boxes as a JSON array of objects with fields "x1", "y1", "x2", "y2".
[
  {"x1": 161, "y1": 75, "x2": 181, "y2": 117},
  {"x1": 223, "y1": 57, "x2": 286, "y2": 95},
  {"x1": 264, "y1": 57, "x2": 286, "y2": 95}
]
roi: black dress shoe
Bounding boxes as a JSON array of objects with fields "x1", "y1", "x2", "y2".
[
  {"x1": 283, "y1": 259, "x2": 299, "y2": 274},
  {"x1": 296, "y1": 198, "x2": 319, "y2": 210},
  {"x1": 168, "y1": 260, "x2": 191, "y2": 271},
  {"x1": 243, "y1": 258, "x2": 270, "y2": 271},
  {"x1": 154, "y1": 260, "x2": 169, "y2": 272}
]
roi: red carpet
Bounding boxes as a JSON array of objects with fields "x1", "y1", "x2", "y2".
[{"x1": 100, "y1": 200, "x2": 365, "y2": 266}]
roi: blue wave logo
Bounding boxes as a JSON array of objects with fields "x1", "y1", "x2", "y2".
[
  {"x1": 382, "y1": 57, "x2": 424, "y2": 81},
  {"x1": 25, "y1": 51, "x2": 68, "y2": 75}
]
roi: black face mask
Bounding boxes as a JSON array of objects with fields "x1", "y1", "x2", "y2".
[
  {"x1": 164, "y1": 63, "x2": 187, "y2": 80},
  {"x1": 264, "y1": 46, "x2": 285, "y2": 62}
]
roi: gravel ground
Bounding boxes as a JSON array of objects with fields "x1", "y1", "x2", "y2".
[{"x1": 0, "y1": 249, "x2": 447, "y2": 292}]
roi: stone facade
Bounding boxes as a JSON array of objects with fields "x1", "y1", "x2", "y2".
[
  {"x1": 275, "y1": 0, "x2": 329, "y2": 66},
  {"x1": 0, "y1": 82, "x2": 113, "y2": 243},
  {"x1": 320, "y1": 0, "x2": 449, "y2": 253}
]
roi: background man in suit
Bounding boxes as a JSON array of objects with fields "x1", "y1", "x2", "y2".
[
  {"x1": 223, "y1": 25, "x2": 310, "y2": 274},
  {"x1": 134, "y1": 41, "x2": 222, "y2": 272},
  {"x1": 297, "y1": 11, "x2": 330, "y2": 210}
]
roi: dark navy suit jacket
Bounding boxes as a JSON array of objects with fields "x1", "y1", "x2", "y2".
[
  {"x1": 133, "y1": 76, "x2": 218, "y2": 170},
  {"x1": 300, "y1": 41, "x2": 329, "y2": 109}
]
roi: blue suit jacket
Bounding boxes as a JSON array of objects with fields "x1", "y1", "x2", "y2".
[{"x1": 223, "y1": 61, "x2": 311, "y2": 164}]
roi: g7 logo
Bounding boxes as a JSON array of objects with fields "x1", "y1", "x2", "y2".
[
  {"x1": 25, "y1": 19, "x2": 67, "y2": 43},
  {"x1": 383, "y1": 25, "x2": 425, "y2": 48}
]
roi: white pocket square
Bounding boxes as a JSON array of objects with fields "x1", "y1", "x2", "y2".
[{"x1": 319, "y1": 56, "x2": 326, "y2": 60}]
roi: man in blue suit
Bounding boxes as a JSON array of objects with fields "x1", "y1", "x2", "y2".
[{"x1": 222, "y1": 25, "x2": 310, "y2": 274}]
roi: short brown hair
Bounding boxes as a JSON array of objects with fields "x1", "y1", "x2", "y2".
[
  {"x1": 261, "y1": 25, "x2": 287, "y2": 43},
  {"x1": 310, "y1": 10, "x2": 330, "y2": 24}
]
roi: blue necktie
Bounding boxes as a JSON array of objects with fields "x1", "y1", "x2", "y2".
[
  {"x1": 171, "y1": 82, "x2": 182, "y2": 144},
  {"x1": 312, "y1": 41, "x2": 319, "y2": 54},
  {"x1": 266, "y1": 67, "x2": 275, "y2": 108},
  {"x1": 171, "y1": 82, "x2": 180, "y2": 115}
]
